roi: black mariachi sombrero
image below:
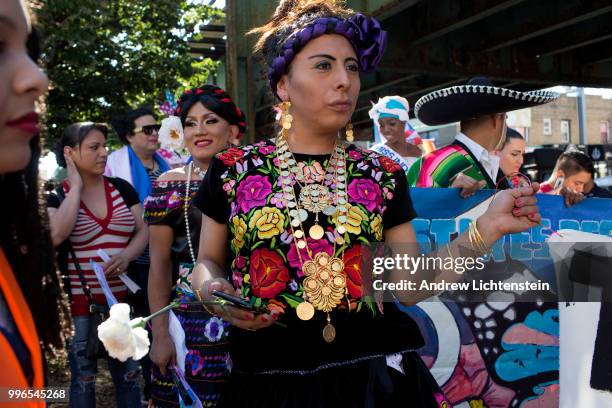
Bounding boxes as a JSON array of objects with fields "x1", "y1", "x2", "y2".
[{"x1": 414, "y1": 76, "x2": 559, "y2": 126}]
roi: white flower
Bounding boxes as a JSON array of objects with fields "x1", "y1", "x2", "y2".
[
  {"x1": 97, "y1": 303, "x2": 150, "y2": 362},
  {"x1": 159, "y1": 116, "x2": 184, "y2": 151}
]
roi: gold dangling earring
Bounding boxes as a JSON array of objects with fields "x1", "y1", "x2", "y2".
[
  {"x1": 279, "y1": 101, "x2": 293, "y2": 138},
  {"x1": 345, "y1": 122, "x2": 354, "y2": 142}
]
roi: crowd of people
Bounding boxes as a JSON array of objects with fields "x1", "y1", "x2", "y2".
[{"x1": 1, "y1": 0, "x2": 610, "y2": 407}]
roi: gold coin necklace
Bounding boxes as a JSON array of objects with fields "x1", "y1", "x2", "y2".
[
  {"x1": 276, "y1": 132, "x2": 350, "y2": 342},
  {"x1": 285, "y1": 140, "x2": 342, "y2": 241}
]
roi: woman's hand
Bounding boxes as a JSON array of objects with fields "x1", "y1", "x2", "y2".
[
  {"x1": 150, "y1": 333, "x2": 176, "y2": 376},
  {"x1": 102, "y1": 253, "x2": 130, "y2": 277},
  {"x1": 558, "y1": 186, "x2": 585, "y2": 207},
  {"x1": 478, "y1": 183, "x2": 542, "y2": 245},
  {"x1": 65, "y1": 154, "x2": 83, "y2": 192},
  {"x1": 451, "y1": 173, "x2": 487, "y2": 198},
  {"x1": 199, "y1": 278, "x2": 278, "y2": 331}
]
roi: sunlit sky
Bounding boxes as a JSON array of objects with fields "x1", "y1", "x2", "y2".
[{"x1": 547, "y1": 86, "x2": 612, "y2": 99}]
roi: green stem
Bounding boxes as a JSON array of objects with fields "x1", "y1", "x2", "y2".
[{"x1": 143, "y1": 300, "x2": 180, "y2": 323}]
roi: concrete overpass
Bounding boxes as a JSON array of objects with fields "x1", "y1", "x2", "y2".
[{"x1": 224, "y1": 0, "x2": 612, "y2": 142}]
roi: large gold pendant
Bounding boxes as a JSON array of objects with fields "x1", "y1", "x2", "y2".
[
  {"x1": 302, "y1": 252, "x2": 346, "y2": 313},
  {"x1": 296, "y1": 301, "x2": 315, "y2": 321},
  {"x1": 299, "y1": 184, "x2": 331, "y2": 214}
]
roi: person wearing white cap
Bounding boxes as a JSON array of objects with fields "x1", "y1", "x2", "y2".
[{"x1": 369, "y1": 96, "x2": 422, "y2": 174}]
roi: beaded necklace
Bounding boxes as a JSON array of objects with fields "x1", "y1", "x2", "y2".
[{"x1": 184, "y1": 162, "x2": 204, "y2": 265}]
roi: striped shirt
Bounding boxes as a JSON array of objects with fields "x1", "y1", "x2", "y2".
[{"x1": 49, "y1": 178, "x2": 139, "y2": 316}]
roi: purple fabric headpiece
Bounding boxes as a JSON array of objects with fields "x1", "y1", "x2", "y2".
[{"x1": 268, "y1": 13, "x2": 387, "y2": 98}]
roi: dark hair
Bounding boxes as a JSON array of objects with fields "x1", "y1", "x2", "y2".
[
  {"x1": 55, "y1": 122, "x2": 109, "y2": 168},
  {"x1": 175, "y1": 85, "x2": 247, "y2": 137},
  {"x1": 26, "y1": 26, "x2": 41, "y2": 62},
  {"x1": 109, "y1": 107, "x2": 157, "y2": 144},
  {"x1": 555, "y1": 150, "x2": 594, "y2": 177},
  {"x1": 504, "y1": 128, "x2": 524, "y2": 144},
  {"x1": 248, "y1": 0, "x2": 352, "y2": 78},
  {"x1": 0, "y1": 137, "x2": 71, "y2": 357}
]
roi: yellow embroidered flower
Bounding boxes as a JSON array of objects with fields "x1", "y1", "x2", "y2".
[
  {"x1": 248, "y1": 207, "x2": 285, "y2": 239},
  {"x1": 231, "y1": 216, "x2": 248, "y2": 251},
  {"x1": 334, "y1": 204, "x2": 367, "y2": 235},
  {"x1": 371, "y1": 214, "x2": 383, "y2": 241}
]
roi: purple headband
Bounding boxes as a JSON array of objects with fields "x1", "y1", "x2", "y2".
[{"x1": 269, "y1": 13, "x2": 387, "y2": 98}]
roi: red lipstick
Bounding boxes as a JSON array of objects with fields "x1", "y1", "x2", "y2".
[{"x1": 6, "y1": 112, "x2": 40, "y2": 135}]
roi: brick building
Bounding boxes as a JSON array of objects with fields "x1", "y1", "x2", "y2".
[{"x1": 512, "y1": 92, "x2": 612, "y2": 147}]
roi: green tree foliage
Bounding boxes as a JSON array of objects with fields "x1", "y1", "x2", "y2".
[{"x1": 31, "y1": 0, "x2": 224, "y2": 148}]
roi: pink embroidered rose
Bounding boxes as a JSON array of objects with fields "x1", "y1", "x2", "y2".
[
  {"x1": 348, "y1": 150, "x2": 363, "y2": 161},
  {"x1": 347, "y1": 179, "x2": 382, "y2": 212},
  {"x1": 232, "y1": 271, "x2": 243, "y2": 288},
  {"x1": 235, "y1": 175, "x2": 272, "y2": 213},
  {"x1": 223, "y1": 179, "x2": 236, "y2": 193},
  {"x1": 298, "y1": 161, "x2": 325, "y2": 184},
  {"x1": 287, "y1": 237, "x2": 334, "y2": 274},
  {"x1": 259, "y1": 145, "x2": 276, "y2": 156},
  {"x1": 234, "y1": 255, "x2": 247, "y2": 269}
]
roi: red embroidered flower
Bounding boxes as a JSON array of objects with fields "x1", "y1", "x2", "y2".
[
  {"x1": 249, "y1": 248, "x2": 290, "y2": 299},
  {"x1": 218, "y1": 147, "x2": 244, "y2": 166},
  {"x1": 343, "y1": 245, "x2": 363, "y2": 298},
  {"x1": 379, "y1": 156, "x2": 402, "y2": 173}
]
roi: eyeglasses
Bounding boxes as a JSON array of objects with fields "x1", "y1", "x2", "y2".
[{"x1": 133, "y1": 124, "x2": 161, "y2": 135}]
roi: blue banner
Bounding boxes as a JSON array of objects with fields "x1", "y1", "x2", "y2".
[{"x1": 402, "y1": 188, "x2": 611, "y2": 407}]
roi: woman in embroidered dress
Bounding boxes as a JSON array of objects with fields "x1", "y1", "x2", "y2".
[
  {"x1": 190, "y1": 1, "x2": 542, "y2": 406},
  {"x1": 145, "y1": 85, "x2": 246, "y2": 408},
  {"x1": 47, "y1": 122, "x2": 148, "y2": 408}
]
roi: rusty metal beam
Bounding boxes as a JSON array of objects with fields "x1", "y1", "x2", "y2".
[
  {"x1": 380, "y1": 3, "x2": 612, "y2": 89},
  {"x1": 516, "y1": 13, "x2": 612, "y2": 58},
  {"x1": 410, "y1": 0, "x2": 528, "y2": 45},
  {"x1": 577, "y1": 38, "x2": 612, "y2": 66},
  {"x1": 225, "y1": 0, "x2": 238, "y2": 101},
  {"x1": 372, "y1": 0, "x2": 422, "y2": 21},
  {"x1": 481, "y1": 0, "x2": 612, "y2": 52}
]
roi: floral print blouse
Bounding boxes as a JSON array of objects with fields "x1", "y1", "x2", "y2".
[{"x1": 194, "y1": 139, "x2": 423, "y2": 373}]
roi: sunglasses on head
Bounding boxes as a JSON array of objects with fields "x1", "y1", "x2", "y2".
[{"x1": 133, "y1": 124, "x2": 161, "y2": 135}]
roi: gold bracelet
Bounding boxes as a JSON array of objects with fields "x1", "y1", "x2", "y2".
[
  {"x1": 194, "y1": 289, "x2": 203, "y2": 302},
  {"x1": 469, "y1": 221, "x2": 491, "y2": 255},
  {"x1": 196, "y1": 288, "x2": 219, "y2": 316},
  {"x1": 471, "y1": 221, "x2": 488, "y2": 254},
  {"x1": 446, "y1": 242, "x2": 454, "y2": 259},
  {"x1": 475, "y1": 221, "x2": 492, "y2": 253}
]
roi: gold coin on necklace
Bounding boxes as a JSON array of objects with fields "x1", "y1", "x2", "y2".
[
  {"x1": 296, "y1": 301, "x2": 315, "y2": 321},
  {"x1": 309, "y1": 224, "x2": 324, "y2": 240}
]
